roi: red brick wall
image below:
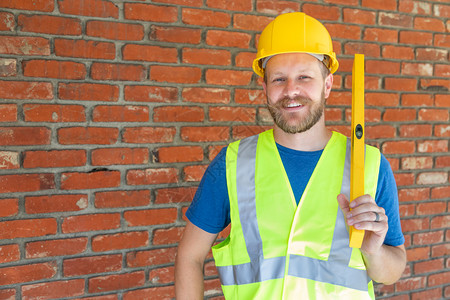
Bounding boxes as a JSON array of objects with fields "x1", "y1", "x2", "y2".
[{"x1": 0, "y1": 0, "x2": 448, "y2": 299}]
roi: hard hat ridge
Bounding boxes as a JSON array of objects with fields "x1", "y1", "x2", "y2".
[{"x1": 252, "y1": 12, "x2": 339, "y2": 77}]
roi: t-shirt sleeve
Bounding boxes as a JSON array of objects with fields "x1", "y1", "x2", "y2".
[
  {"x1": 185, "y1": 147, "x2": 230, "y2": 234},
  {"x1": 375, "y1": 154, "x2": 405, "y2": 247}
]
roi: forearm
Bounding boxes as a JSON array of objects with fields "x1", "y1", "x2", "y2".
[
  {"x1": 175, "y1": 255, "x2": 205, "y2": 300},
  {"x1": 362, "y1": 244, "x2": 406, "y2": 285}
]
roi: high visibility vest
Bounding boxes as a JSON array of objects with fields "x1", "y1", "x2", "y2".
[{"x1": 212, "y1": 130, "x2": 381, "y2": 299}]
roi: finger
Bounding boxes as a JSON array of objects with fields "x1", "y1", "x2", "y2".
[
  {"x1": 349, "y1": 194, "x2": 375, "y2": 208},
  {"x1": 337, "y1": 193, "x2": 350, "y2": 214},
  {"x1": 348, "y1": 210, "x2": 387, "y2": 226}
]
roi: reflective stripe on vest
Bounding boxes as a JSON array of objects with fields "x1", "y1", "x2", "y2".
[{"x1": 216, "y1": 133, "x2": 370, "y2": 291}]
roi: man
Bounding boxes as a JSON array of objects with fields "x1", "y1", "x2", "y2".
[{"x1": 175, "y1": 12, "x2": 406, "y2": 299}]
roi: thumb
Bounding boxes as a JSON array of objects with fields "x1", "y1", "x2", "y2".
[{"x1": 337, "y1": 193, "x2": 350, "y2": 215}]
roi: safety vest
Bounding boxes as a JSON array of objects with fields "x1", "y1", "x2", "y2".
[{"x1": 212, "y1": 130, "x2": 381, "y2": 299}]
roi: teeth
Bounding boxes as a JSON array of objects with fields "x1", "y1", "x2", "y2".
[{"x1": 287, "y1": 103, "x2": 302, "y2": 108}]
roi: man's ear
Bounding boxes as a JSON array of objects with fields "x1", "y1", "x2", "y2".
[
  {"x1": 262, "y1": 80, "x2": 267, "y2": 94},
  {"x1": 324, "y1": 74, "x2": 333, "y2": 98}
]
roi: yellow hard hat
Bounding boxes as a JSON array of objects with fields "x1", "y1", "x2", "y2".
[{"x1": 252, "y1": 12, "x2": 339, "y2": 77}]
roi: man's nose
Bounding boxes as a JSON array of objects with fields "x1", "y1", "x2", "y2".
[{"x1": 284, "y1": 79, "x2": 302, "y2": 99}]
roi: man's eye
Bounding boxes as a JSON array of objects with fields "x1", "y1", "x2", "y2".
[{"x1": 272, "y1": 78, "x2": 285, "y2": 82}]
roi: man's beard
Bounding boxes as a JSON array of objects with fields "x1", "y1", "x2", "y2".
[{"x1": 267, "y1": 91, "x2": 326, "y2": 134}]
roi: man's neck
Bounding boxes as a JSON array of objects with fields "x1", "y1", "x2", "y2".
[{"x1": 273, "y1": 120, "x2": 332, "y2": 151}]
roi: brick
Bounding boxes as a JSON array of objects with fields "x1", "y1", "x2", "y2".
[
  {"x1": 429, "y1": 271, "x2": 450, "y2": 287},
  {"x1": 402, "y1": 62, "x2": 433, "y2": 76},
  {"x1": 394, "y1": 173, "x2": 415, "y2": 186},
  {"x1": 23, "y1": 104, "x2": 86, "y2": 123},
  {"x1": 206, "y1": 30, "x2": 251, "y2": 48},
  {"x1": 418, "y1": 140, "x2": 448, "y2": 153},
  {"x1": 61, "y1": 213, "x2": 120, "y2": 233},
  {"x1": 413, "y1": 231, "x2": 444, "y2": 246},
  {"x1": 435, "y1": 156, "x2": 450, "y2": 168},
  {"x1": 122, "y1": 127, "x2": 176, "y2": 144},
  {"x1": 435, "y1": 94, "x2": 449, "y2": 107},
  {"x1": 23, "y1": 150, "x2": 86, "y2": 168},
  {"x1": 385, "y1": 78, "x2": 417, "y2": 91},
  {"x1": 0, "y1": 58, "x2": 16, "y2": 77},
  {"x1": 379, "y1": 12, "x2": 413, "y2": 28},
  {"x1": 325, "y1": 24, "x2": 361, "y2": 40},
  {"x1": 124, "y1": 208, "x2": 177, "y2": 227},
  {"x1": 149, "y1": 266, "x2": 175, "y2": 284},
  {"x1": 406, "y1": 246, "x2": 430, "y2": 261},
  {"x1": 395, "y1": 276, "x2": 426, "y2": 292},
  {"x1": 382, "y1": 141, "x2": 415, "y2": 154},
  {"x1": 123, "y1": 286, "x2": 175, "y2": 300},
  {"x1": 91, "y1": 63, "x2": 146, "y2": 81},
  {"x1": 0, "y1": 104, "x2": 17, "y2": 122},
  {"x1": 54, "y1": 39, "x2": 115, "y2": 59},
  {"x1": 414, "y1": 17, "x2": 445, "y2": 32},
  {"x1": 0, "y1": 218, "x2": 57, "y2": 239},
  {"x1": 399, "y1": 0, "x2": 431, "y2": 14},
  {"x1": 63, "y1": 254, "x2": 122, "y2": 277},
  {"x1": 154, "y1": 0, "x2": 202, "y2": 6},
  {"x1": 432, "y1": 186, "x2": 450, "y2": 200},
  {"x1": 432, "y1": 243, "x2": 449, "y2": 258},
  {"x1": 61, "y1": 171, "x2": 121, "y2": 190},
  {"x1": 382, "y1": 45, "x2": 415, "y2": 60},
  {"x1": 0, "y1": 36, "x2": 50, "y2": 56},
  {"x1": 18, "y1": 14, "x2": 81, "y2": 35},
  {"x1": 345, "y1": 42, "x2": 380, "y2": 57},
  {"x1": 153, "y1": 106, "x2": 204, "y2": 122},
  {"x1": 153, "y1": 227, "x2": 184, "y2": 245},
  {"x1": 0, "y1": 262, "x2": 57, "y2": 285},
  {"x1": 0, "y1": 12, "x2": 15, "y2": 31},
  {"x1": 401, "y1": 94, "x2": 433, "y2": 107},
  {"x1": 151, "y1": 26, "x2": 201, "y2": 44},
  {"x1": 122, "y1": 44, "x2": 178, "y2": 63},
  {"x1": 0, "y1": 289, "x2": 15, "y2": 300},
  {"x1": 181, "y1": 126, "x2": 229, "y2": 142},
  {"x1": 383, "y1": 108, "x2": 416, "y2": 122},
  {"x1": 25, "y1": 194, "x2": 88, "y2": 214},
  {"x1": 414, "y1": 258, "x2": 444, "y2": 274},
  {"x1": 58, "y1": 0, "x2": 119, "y2": 18},
  {"x1": 431, "y1": 215, "x2": 450, "y2": 230},
  {"x1": 302, "y1": 4, "x2": 340, "y2": 21},
  {"x1": 412, "y1": 287, "x2": 443, "y2": 300},
  {"x1": 233, "y1": 14, "x2": 273, "y2": 31},
  {"x1": 127, "y1": 247, "x2": 177, "y2": 267},
  {"x1": 182, "y1": 8, "x2": 230, "y2": 28},
  {"x1": 156, "y1": 146, "x2": 203, "y2": 163},
  {"x1": 58, "y1": 127, "x2": 119, "y2": 145},
  {"x1": 87, "y1": 21, "x2": 144, "y2": 41},
  {"x1": 124, "y1": 3, "x2": 177, "y2": 22},
  {"x1": 59, "y1": 83, "x2": 119, "y2": 102},
  {"x1": 400, "y1": 31, "x2": 433, "y2": 45},
  {"x1": 399, "y1": 124, "x2": 432, "y2": 138},
  {"x1": 182, "y1": 87, "x2": 230, "y2": 104},
  {"x1": 26, "y1": 238, "x2": 88, "y2": 258},
  {"x1": 92, "y1": 148, "x2": 149, "y2": 166},
  {"x1": 206, "y1": 0, "x2": 251, "y2": 11},
  {"x1": 92, "y1": 231, "x2": 149, "y2": 252},
  {"x1": 184, "y1": 164, "x2": 207, "y2": 182},
  {"x1": 417, "y1": 172, "x2": 448, "y2": 185},
  {"x1": 182, "y1": 48, "x2": 231, "y2": 66},
  {"x1": 365, "y1": 125, "x2": 396, "y2": 139},
  {"x1": 419, "y1": 109, "x2": 448, "y2": 121},
  {"x1": 417, "y1": 201, "x2": 446, "y2": 215},
  {"x1": 235, "y1": 89, "x2": 267, "y2": 105},
  {"x1": 0, "y1": 244, "x2": 20, "y2": 263},
  {"x1": 325, "y1": 108, "x2": 343, "y2": 122},
  {"x1": 206, "y1": 69, "x2": 253, "y2": 86},
  {"x1": 235, "y1": 52, "x2": 255, "y2": 68},
  {"x1": 89, "y1": 271, "x2": 145, "y2": 293},
  {"x1": 233, "y1": 125, "x2": 271, "y2": 140},
  {"x1": 210, "y1": 106, "x2": 256, "y2": 122},
  {"x1": 366, "y1": 60, "x2": 400, "y2": 75},
  {"x1": 256, "y1": 0, "x2": 299, "y2": 14},
  {"x1": 95, "y1": 190, "x2": 150, "y2": 208},
  {"x1": 0, "y1": 198, "x2": 18, "y2": 217},
  {"x1": 435, "y1": 64, "x2": 450, "y2": 77},
  {"x1": 401, "y1": 157, "x2": 433, "y2": 170},
  {"x1": 398, "y1": 188, "x2": 430, "y2": 202},
  {"x1": 155, "y1": 187, "x2": 197, "y2": 204},
  {"x1": 93, "y1": 105, "x2": 149, "y2": 122},
  {"x1": 125, "y1": 85, "x2": 177, "y2": 103},
  {"x1": 150, "y1": 66, "x2": 201, "y2": 84},
  {"x1": 416, "y1": 48, "x2": 448, "y2": 62},
  {"x1": 365, "y1": 92, "x2": 399, "y2": 107},
  {"x1": 362, "y1": 0, "x2": 396, "y2": 10},
  {"x1": 435, "y1": 34, "x2": 450, "y2": 48},
  {"x1": 399, "y1": 204, "x2": 415, "y2": 217},
  {"x1": 21, "y1": 279, "x2": 84, "y2": 300},
  {"x1": 23, "y1": 60, "x2": 86, "y2": 79},
  {"x1": 0, "y1": 173, "x2": 55, "y2": 193},
  {"x1": 363, "y1": 28, "x2": 397, "y2": 43},
  {"x1": 421, "y1": 78, "x2": 450, "y2": 91},
  {"x1": 1, "y1": 0, "x2": 54, "y2": 11},
  {"x1": 0, "y1": 81, "x2": 53, "y2": 100},
  {"x1": 126, "y1": 168, "x2": 179, "y2": 185},
  {"x1": 343, "y1": 9, "x2": 376, "y2": 25},
  {"x1": 435, "y1": 3, "x2": 450, "y2": 18}
]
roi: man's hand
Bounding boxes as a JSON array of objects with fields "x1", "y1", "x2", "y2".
[{"x1": 337, "y1": 193, "x2": 406, "y2": 284}]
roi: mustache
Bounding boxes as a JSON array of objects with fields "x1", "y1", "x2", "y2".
[{"x1": 269, "y1": 96, "x2": 312, "y2": 108}]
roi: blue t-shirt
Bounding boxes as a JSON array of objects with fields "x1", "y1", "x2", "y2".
[{"x1": 186, "y1": 141, "x2": 405, "y2": 247}]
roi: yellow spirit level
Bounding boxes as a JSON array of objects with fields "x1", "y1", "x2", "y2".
[{"x1": 349, "y1": 54, "x2": 365, "y2": 248}]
